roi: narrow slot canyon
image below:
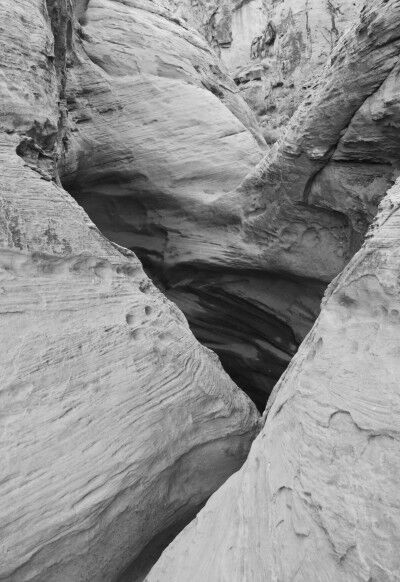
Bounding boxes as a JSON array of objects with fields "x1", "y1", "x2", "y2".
[
  {"x1": 64, "y1": 182, "x2": 326, "y2": 412},
  {"x1": 3, "y1": 0, "x2": 400, "y2": 581},
  {"x1": 55, "y1": 0, "x2": 392, "y2": 417}
]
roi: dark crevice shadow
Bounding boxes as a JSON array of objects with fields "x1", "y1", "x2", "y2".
[
  {"x1": 64, "y1": 187, "x2": 326, "y2": 413},
  {"x1": 115, "y1": 505, "x2": 204, "y2": 582}
]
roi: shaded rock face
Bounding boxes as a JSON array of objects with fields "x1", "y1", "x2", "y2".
[
  {"x1": 146, "y1": 179, "x2": 400, "y2": 582},
  {"x1": 0, "y1": 1, "x2": 259, "y2": 580},
  {"x1": 164, "y1": 268, "x2": 324, "y2": 409},
  {"x1": 60, "y1": 0, "x2": 400, "y2": 411}
]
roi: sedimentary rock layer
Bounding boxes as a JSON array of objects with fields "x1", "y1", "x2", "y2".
[
  {"x1": 147, "y1": 176, "x2": 400, "y2": 582},
  {"x1": 0, "y1": 1, "x2": 259, "y2": 580}
]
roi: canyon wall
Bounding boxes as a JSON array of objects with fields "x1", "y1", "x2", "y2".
[
  {"x1": 169, "y1": 0, "x2": 363, "y2": 140},
  {"x1": 0, "y1": 1, "x2": 259, "y2": 580},
  {"x1": 66, "y1": 0, "x2": 400, "y2": 409},
  {"x1": 147, "y1": 169, "x2": 400, "y2": 582},
  {"x1": 3, "y1": 0, "x2": 400, "y2": 579}
]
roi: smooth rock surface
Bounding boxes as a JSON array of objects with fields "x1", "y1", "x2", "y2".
[
  {"x1": 0, "y1": 1, "x2": 259, "y2": 580},
  {"x1": 146, "y1": 176, "x2": 400, "y2": 582}
]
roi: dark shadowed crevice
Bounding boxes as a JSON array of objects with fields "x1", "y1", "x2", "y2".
[
  {"x1": 116, "y1": 505, "x2": 204, "y2": 582},
  {"x1": 19, "y1": 0, "x2": 328, "y2": 414},
  {"x1": 143, "y1": 262, "x2": 325, "y2": 412},
  {"x1": 62, "y1": 186, "x2": 326, "y2": 413}
]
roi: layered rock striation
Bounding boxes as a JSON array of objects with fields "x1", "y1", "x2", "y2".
[{"x1": 3, "y1": 0, "x2": 400, "y2": 579}]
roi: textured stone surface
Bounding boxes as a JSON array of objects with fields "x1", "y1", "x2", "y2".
[
  {"x1": 61, "y1": 0, "x2": 400, "y2": 410},
  {"x1": 253, "y1": 0, "x2": 364, "y2": 136},
  {"x1": 62, "y1": 0, "x2": 265, "y2": 193},
  {"x1": 146, "y1": 176, "x2": 400, "y2": 581},
  {"x1": 3, "y1": 0, "x2": 400, "y2": 579},
  {"x1": 209, "y1": 0, "x2": 400, "y2": 404},
  {"x1": 0, "y1": 1, "x2": 259, "y2": 580},
  {"x1": 170, "y1": 0, "x2": 363, "y2": 138},
  {"x1": 237, "y1": 0, "x2": 400, "y2": 253}
]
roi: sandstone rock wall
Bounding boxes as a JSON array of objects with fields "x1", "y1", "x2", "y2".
[
  {"x1": 3, "y1": 0, "x2": 400, "y2": 579},
  {"x1": 252, "y1": 0, "x2": 364, "y2": 137},
  {"x1": 146, "y1": 175, "x2": 400, "y2": 582},
  {"x1": 237, "y1": 0, "x2": 400, "y2": 266},
  {"x1": 59, "y1": 0, "x2": 400, "y2": 410},
  {"x1": 0, "y1": 2, "x2": 259, "y2": 580},
  {"x1": 170, "y1": 0, "x2": 363, "y2": 140},
  {"x1": 60, "y1": 0, "x2": 266, "y2": 265}
]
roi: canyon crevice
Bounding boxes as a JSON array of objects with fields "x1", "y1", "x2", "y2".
[
  {"x1": 146, "y1": 175, "x2": 400, "y2": 582},
  {"x1": 60, "y1": 0, "x2": 400, "y2": 410},
  {"x1": 0, "y1": 1, "x2": 259, "y2": 580},
  {"x1": 2, "y1": 0, "x2": 400, "y2": 580}
]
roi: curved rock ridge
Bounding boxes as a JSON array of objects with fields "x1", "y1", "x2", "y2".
[
  {"x1": 59, "y1": 0, "x2": 400, "y2": 409},
  {"x1": 0, "y1": 1, "x2": 259, "y2": 580},
  {"x1": 61, "y1": 0, "x2": 266, "y2": 268},
  {"x1": 62, "y1": 0, "x2": 266, "y2": 188},
  {"x1": 233, "y1": 0, "x2": 400, "y2": 280},
  {"x1": 146, "y1": 176, "x2": 400, "y2": 581},
  {"x1": 237, "y1": 0, "x2": 400, "y2": 263}
]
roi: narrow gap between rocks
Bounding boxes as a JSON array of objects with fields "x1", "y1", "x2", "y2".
[
  {"x1": 42, "y1": 0, "x2": 328, "y2": 414},
  {"x1": 63, "y1": 185, "x2": 327, "y2": 413}
]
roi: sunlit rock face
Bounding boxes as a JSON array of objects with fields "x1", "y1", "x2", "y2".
[
  {"x1": 171, "y1": 0, "x2": 266, "y2": 72},
  {"x1": 0, "y1": 2, "x2": 259, "y2": 580},
  {"x1": 250, "y1": 0, "x2": 364, "y2": 139},
  {"x1": 146, "y1": 178, "x2": 400, "y2": 582}
]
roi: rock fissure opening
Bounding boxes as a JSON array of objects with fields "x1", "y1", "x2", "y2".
[
  {"x1": 31, "y1": 0, "x2": 315, "y2": 414},
  {"x1": 64, "y1": 181, "x2": 326, "y2": 412},
  {"x1": 5, "y1": 0, "x2": 400, "y2": 580},
  {"x1": 20, "y1": 0, "x2": 390, "y2": 418}
]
